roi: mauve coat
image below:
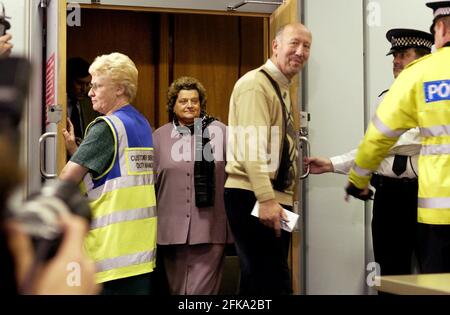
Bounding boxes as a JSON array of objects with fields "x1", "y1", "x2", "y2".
[{"x1": 153, "y1": 121, "x2": 233, "y2": 245}]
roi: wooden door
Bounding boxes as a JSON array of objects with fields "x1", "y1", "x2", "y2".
[
  {"x1": 68, "y1": 9, "x2": 264, "y2": 129},
  {"x1": 67, "y1": 9, "x2": 157, "y2": 128},
  {"x1": 171, "y1": 14, "x2": 264, "y2": 125}
]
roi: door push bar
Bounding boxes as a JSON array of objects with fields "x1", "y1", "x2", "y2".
[
  {"x1": 39, "y1": 132, "x2": 57, "y2": 179},
  {"x1": 299, "y1": 111, "x2": 311, "y2": 180},
  {"x1": 299, "y1": 136, "x2": 310, "y2": 179}
]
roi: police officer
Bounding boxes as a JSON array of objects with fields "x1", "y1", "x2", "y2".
[
  {"x1": 305, "y1": 28, "x2": 433, "y2": 277},
  {"x1": 347, "y1": 0, "x2": 450, "y2": 274}
]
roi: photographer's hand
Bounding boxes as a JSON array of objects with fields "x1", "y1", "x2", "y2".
[
  {"x1": 0, "y1": 34, "x2": 13, "y2": 57},
  {"x1": 31, "y1": 213, "x2": 100, "y2": 295}
]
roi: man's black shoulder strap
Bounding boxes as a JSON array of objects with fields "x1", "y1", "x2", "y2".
[
  {"x1": 259, "y1": 68, "x2": 287, "y2": 128},
  {"x1": 259, "y1": 69, "x2": 292, "y2": 192},
  {"x1": 259, "y1": 68, "x2": 286, "y2": 109}
]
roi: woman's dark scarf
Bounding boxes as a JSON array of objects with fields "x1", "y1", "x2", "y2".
[{"x1": 174, "y1": 114, "x2": 216, "y2": 208}]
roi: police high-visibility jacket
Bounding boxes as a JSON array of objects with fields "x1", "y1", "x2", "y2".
[
  {"x1": 349, "y1": 44, "x2": 450, "y2": 225},
  {"x1": 83, "y1": 105, "x2": 157, "y2": 283}
]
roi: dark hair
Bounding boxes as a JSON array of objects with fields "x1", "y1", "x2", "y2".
[
  {"x1": 67, "y1": 57, "x2": 90, "y2": 83},
  {"x1": 167, "y1": 76, "x2": 207, "y2": 118},
  {"x1": 413, "y1": 47, "x2": 431, "y2": 58}
]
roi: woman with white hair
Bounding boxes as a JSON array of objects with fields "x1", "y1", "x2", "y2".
[{"x1": 60, "y1": 52, "x2": 157, "y2": 295}]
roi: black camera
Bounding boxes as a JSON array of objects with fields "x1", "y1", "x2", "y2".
[
  {"x1": 10, "y1": 180, "x2": 91, "y2": 261},
  {"x1": 0, "y1": 2, "x2": 10, "y2": 36}
]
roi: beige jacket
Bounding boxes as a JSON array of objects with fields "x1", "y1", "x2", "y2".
[{"x1": 225, "y1": 59, "x2": 296, "y2": 206}]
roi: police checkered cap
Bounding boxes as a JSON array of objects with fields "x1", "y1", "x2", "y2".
[
  {"x1": 386, "y1": 28, "x2": 433, "y2": 55},
  {"x1": 426, "y1": 1, "x2": 450, "y2": 33},
  {"x1": 426, "y1": 1, "x2": 450, "y2": 17}
]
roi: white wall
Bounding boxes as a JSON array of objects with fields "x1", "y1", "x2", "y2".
[
  {"x1": 2, "y1": 0, "x2": 28, "y2": 57},
  {"x1": 304, "y1": 0, "x2": 366, "y2": 295}
]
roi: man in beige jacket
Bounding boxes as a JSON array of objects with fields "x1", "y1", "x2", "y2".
[{"x1": 224, "y1": 22, "x2": 312, "y2": 295}]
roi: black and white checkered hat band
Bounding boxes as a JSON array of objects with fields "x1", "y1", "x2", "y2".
[
  {"x1": 391, "y1": 36, "x2": 433, "y2": 50},
  {"x1": 434, "y1": 7, "x2": 450, "y2": 17}
]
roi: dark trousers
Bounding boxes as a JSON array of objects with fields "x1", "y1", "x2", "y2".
[
  {"x1": 101, "y1": 272, "x2": 153, "y2": 295},
  {"x1": 417, "y1": 223, "x2": 450, "y2": 273},
  {"x1": 224, "y1": 188, "x2": 292, "y2": 295},
  {"x1": 370, "y1": 174, "x2": 419, "y2": 276}
]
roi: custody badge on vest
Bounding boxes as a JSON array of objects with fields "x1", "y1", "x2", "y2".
[{"x1": 125, "y1": 148, "x2": 154, "y2": 175}]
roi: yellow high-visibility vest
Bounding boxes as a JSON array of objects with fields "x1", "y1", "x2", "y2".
[{"x1": 83, "y1": 105, "x2": 157, "y2": 283}]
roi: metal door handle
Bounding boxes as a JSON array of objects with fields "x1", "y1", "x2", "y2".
[
  {"x1": 39, "y1": 132, "x2": 57, "y2": 179},
  {"x1": 299, "y1": 136, "x2": 310, "y2": 179}
]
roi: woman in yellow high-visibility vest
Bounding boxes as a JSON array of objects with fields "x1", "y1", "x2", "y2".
[{"x1": 60, "y1": 52, "x2": 157, "y2": 294}]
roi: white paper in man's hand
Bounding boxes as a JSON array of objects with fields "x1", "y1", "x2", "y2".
[{"x1": 251, "y1": 202, "x2": 299, "y2": 232}]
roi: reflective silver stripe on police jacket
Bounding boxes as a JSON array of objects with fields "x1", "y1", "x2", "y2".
[
  {"x1": 96, "y1": 249, "x2": 156, "y2": 273},
  {"x1": 420, "y1": 143, "x2": 450, "y2": 156},
  {"x1": 353, "y1": 164, "x2": 372, "y2": 177},
  {"x1": 418, "y1": 197, "x2": 450, "y2": 209},
  {"x1": 372, "y1": 114, "x2": 408, "y2": 138},
  {"x1": 90, "y1": 206, "x2": 157, "y2": 230},
  {"x1": 87, "y1": 175, "x2": 154, "y2": 201},
  {"x1": 420, "y1": 125, "x2": 450, "y2": 137}
]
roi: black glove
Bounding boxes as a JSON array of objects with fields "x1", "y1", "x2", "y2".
[{"x1": 345, "y1": 182, "x2": 374, "y2": 201}]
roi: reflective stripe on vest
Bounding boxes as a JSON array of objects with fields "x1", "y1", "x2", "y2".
[
  {"x1": 107, "y1": 115, "x2": 129, "y2": 177},
  {"x1": 418, "y1": 197, "x2": 450, "y2": 209},
  {"x1": 421, "y1": 143, "x2": 450, "y2": 155},
  {"x1": 86, "y1": 175, "x2": 155, "y2": 201},
  {"x1": 372, "y1": 114, "x2": 408, "y2": 138},
  {"x1": 352, "y1": 164, "x2": 372, "y2": 177},
  {"x1": 96, "y1": 249, "x2": 156, "y2": 273},
  {"x1": 420, "y1": 124, "x2": 450, "y2": 137},
  {"x1": 83, "y1": 105, "x2": 156, "y2": 283},
  {"x1": 91, "y1": 206, "x2": 157, "y2": 230}
]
